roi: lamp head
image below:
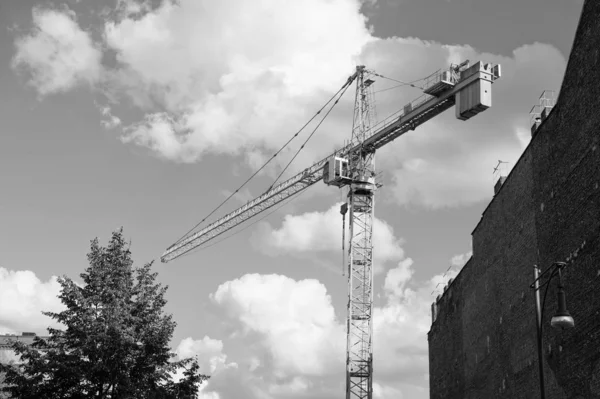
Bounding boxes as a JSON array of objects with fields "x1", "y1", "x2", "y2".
[
  {"x1": 551, "y1": 312, "x2": 575, "y2": 329},
  {"x1": 551, "y1": 284, "x2": 575, "y2": 329}
]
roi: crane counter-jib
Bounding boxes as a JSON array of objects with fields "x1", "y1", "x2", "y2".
[
  {"x1": 161, "y1": 60, "x2": 501, "y2": 263},
  {"x1": 358, "y1": 63, "x2": 497, "y2": 152}
]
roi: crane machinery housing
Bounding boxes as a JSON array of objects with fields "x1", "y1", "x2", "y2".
[{"x1": 161, "y1": 60, "x2": 501, "y2": 399}]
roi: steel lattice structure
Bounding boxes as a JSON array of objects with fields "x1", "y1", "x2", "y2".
[
  {"x1": 345, "y1": 66, "x2": 377, "y2": 398},
  {"x1": 161, "y1": 60, "x2": 501, "y2": 398}
]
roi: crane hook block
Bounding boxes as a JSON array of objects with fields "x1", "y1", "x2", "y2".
[{"x1": 340, "y1": 203, "x2": 348, "y2": 215}]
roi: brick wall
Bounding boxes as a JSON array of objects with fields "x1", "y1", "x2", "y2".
[
  {"x1": 530, "y1": 0, "x2": 600, "y2": 396},
  {"x1": 428, "y1": 1, "x2": 600, "y2": 398}
]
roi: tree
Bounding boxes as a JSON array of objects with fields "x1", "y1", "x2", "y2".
[{"x1": 0, "y1": 229, "x2": 209, "y2": 398}]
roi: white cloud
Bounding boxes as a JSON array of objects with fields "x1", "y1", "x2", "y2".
[
  {"x1": 383, "y1": 258, "x2": 414, "y2": 299},
  {"x1": 429, "y1": 250, "x2": 470, "y2": 299},
  {"x1": 199, "y1": 365, "x2": 270, "y2": 399},
  {"x1": 120, "y1": 112, "x2": 194, "y2": 161},
  {"x1": 14, "y1": 1, "x2": 566, "y2": 208},
  {"x1": 98, "y1": 104, "x2": 122, "y2": 129},
  {"x1": 369, "y1": 41, "x2": 566, "y2": 208},
  {"x1": 177, "y1": 241, "x2": 468, "y2": 398},
  {"x1": 12, "y1": 7, "x2": 102, "y2": 96},
  {"x1": 104, "y1": 0, "x2": 371, "y2": 106},
  {"x1": 175, "y1": 336, "x2": 233, "y2": 375},
  {"x1": 115, "y1": 0, "x2": 152, "y2": 18},
  {"x1": 197, "y1": 382, "x2": 221, "y2": 399},
  {"x1": 373, "y1": 250, "x2": 472, "y2": 384},
  {"x1": 172, "y1": 336, "x2": 243, "y2": 399},
  {"x1": 109, "y1": 31, "x2": 564, "y2": 206},
  {"x1": 450, "y1": 250, "x2": 472, "y2": 268},
  {"x1": 373, "y1": 381, "x2": 404, "y2": 399},
  {"x1": 268, "y1": 376, "x2": 312, "y2": 396},
  {"x1": 210, "y1": 274, "x2": 345, "y2": 378},
  {"x1": 373, "y1": 261, "x2": 430, "y2": 380},
  {"x1": 0, "y1": 268, "x2": 64, "y2": 334},
  {"x1": 175, "y1": 273, "x2": 346, "y2": 399},
  {"x1": 99, "y1": 0, "x2": 372, "y2": 165},
  {"x1": 252, "y1": 202, "x2": 404, "y2": 271},
  {"x1": 203, "y1": 261, "x2": 445, "y2": 397}
]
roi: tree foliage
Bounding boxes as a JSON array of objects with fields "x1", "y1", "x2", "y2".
[{"x1": 0, "y1": 229, "x2": 208, "y2": 398}]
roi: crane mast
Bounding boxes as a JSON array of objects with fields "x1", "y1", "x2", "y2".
[
  {"x1": 161, "y1": 60, "x2": 501, "y2": 398},
  {"x1": 344, "y1": 66, "x2": 377, "y2": 398}
]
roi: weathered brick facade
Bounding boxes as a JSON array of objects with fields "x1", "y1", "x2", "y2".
[{"x1": 428, "y1": 1, "x2": 600, "y2": 398}]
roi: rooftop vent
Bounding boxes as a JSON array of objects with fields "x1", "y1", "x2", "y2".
[
  {"x1": 530, "y1": 90, "x2": 557, "y2": 136},
  {"x1": 493, "y1": 160, "x2": 509, "y2": 195},
  {"x1": 494, "y1": 176, "x2": 507, "y2": 195},
  {"x1": 431, "y1": 302, "x2": 438, "y2": 324}
]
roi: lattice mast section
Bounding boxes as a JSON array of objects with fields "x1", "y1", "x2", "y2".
[{"x1": 346, "y1": 66, "x2": 377, "y2": 399}]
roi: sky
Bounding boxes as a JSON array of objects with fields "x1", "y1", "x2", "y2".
[{"x1": 0, "y1": 0, "x2": 583, "y2": 397}]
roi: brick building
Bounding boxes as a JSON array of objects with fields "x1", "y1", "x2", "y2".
[
  {"x1": 1, "y1": 332, "x2": 49, "y2": 395},
  {"x1": 0, "y1": 332, "x2": 46, "y2": 364},
  {"x1": 428, "y1": 1, "x2": 600, "y2": 398}
]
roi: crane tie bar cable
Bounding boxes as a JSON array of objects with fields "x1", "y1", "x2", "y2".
[
  {"x1": 266, "y1": 80, "x2": 353, "y2": 191},
  {"x1": 170, "y1": 72, "x2": 358, "y2": 248},
  {"x1": 371, "y1": 72, "x2": 426, "y2": 90}
]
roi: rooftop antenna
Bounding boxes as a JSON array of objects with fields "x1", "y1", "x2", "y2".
[
  {"x1": 530, "y1": 90, "x2": 557, "y2": 135},
  {"x1": 431, "y1": 264, "x2": 456, "y2": 296},
  {"x1": 493, "y1": 159, "x2": 508, "y2": 174}
]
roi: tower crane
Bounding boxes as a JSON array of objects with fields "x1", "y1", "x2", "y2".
[{"x1": 161, "y1": 60, "x2": 501, "y2": 399}]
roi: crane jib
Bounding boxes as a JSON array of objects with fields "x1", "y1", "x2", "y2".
[{"x1": 162, "y1": 62, "x2": 499, "y2": 263}]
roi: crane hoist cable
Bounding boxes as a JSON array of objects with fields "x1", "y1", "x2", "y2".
[
  {"x1": 171, "y1": 75, "x2": 356, "y2": 247},
  {"x1": 172, "y1": 70, "x2": 424, "y2": 247},
  {"x1": 266, "y1": 80, "x2": 353, "y2": 191},
  {"x1": 340, "y1": 202, "x2": 348, "y2": 276}
]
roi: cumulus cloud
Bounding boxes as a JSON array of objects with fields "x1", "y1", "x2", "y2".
[
  {"x1": 450, "y1": 250, "x2": 472, "y2": 268},
  {"x1": 373, "y1": 381, "x2": 404, "y2": 399},
  {"x1": 210, "y1": 274, "x2": 345, "y2": 378},
  {"x1": 200, "y1": 246, "x2": 469, "y2": 397},
  {"x1": 100, "y1": 0, "x2": 372, "y2": 165},
  {"x1": 238, "y1": 206, "x2": 464, "y2": 392},
  {"x1": 97, "y1": 104, "x2": 122, "y2": 129},
  {"x1": 372, "y1": 250, "x2": 472, "y2": 386},
  {"x1": 429, "y1": 250, "x2": 470, "y2": 299},
  {"x1": 12, "y1": 7, "x2": 103, "y2": 96},
  {"x1": 252, "y1": 202, "x2": 404, "y2": 272},
  {"x1": 175, "y1": 336, "x2": 233, "y2": 375},
  {"x1": 268, "y1": 376, "x2": 312, "y2": 396},
  {"x1": 172, "y1": 335, "x2": 243, "y2": 399},
  {"x1": 368, "y1": 41, "x2": 566, "y2": 208},
  {"x1": 0, "y1": 262, "x2": 438, "y2": 397},
  {"x1": 373, "y1": 260, "x2": 430, "y2": 381},
  {"x1": 13, "y1": 0, "x2": 566, "y2": 208},
  {"x1": 383, "y1": 258, "x2": 414, "y2": 299},
  {"x1": 0, "y1": 268, "x2": 64, "y2": 334}
]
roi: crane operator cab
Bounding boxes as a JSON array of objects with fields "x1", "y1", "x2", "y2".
[{"x1": 323, "y1": 156, "x2": 349, "y2": 187}]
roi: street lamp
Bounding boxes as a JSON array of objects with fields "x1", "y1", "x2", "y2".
[{"x1": 530, "y1": 261, "x2": 575, "y2": 399}]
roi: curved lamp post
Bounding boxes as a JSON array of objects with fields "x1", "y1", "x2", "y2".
[{"x1": 530, "y1": 261, "x2": 575, "y2": 399}]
